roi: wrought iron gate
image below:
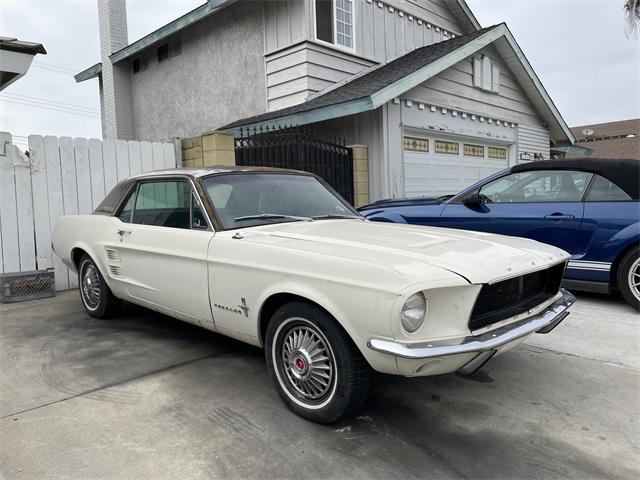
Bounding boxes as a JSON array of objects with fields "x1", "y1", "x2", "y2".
[{"x1": 235, "y1": 126, "x2": 354, "y2": 204}]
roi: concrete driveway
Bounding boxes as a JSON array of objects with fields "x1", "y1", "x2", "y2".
[{"x1": 1, "y1": 291, "x2": 638, "y2": 480}]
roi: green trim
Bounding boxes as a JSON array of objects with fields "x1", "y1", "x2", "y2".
[
  {"x1": 551, "y1": 145, "x2": 593, "y2": 155},
  {"x1": 223, "y1": 97, "x2": 374, "y2": 134},
  {"x1": 110, "y1": 0, "x2": 233, "y2": 64},
  {"x1": 74, "y1": 62, "x2": 102, "y2": 82}
]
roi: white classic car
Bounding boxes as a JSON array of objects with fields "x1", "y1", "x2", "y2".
[{"x1": 53, "y1": 167, "x2": 575, "y2": 423}]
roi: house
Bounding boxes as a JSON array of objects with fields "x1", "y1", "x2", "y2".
[
  {"x1": 569, "y1": 119, "x2": 639, "y2": 160},
  {"x1": 0, "y1": 37, "x2": 46, "y2": 91},
  {"x1": 76, "y1": 0, "x2": 575, "y2": 205}
]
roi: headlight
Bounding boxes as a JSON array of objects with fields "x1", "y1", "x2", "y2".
[{"x1": 401, "y1": 292, "x2": 426, "y2": 333}]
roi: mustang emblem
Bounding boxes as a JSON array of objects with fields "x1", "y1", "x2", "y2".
[
  {"x1": 238, "y1": 297, "x2": 249, "y2": 318},
  {"x1": 212, "y1": 298, "x2": 250, "y2": 317}
]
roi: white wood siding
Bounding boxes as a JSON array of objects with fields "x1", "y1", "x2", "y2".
[
  {"x1": 265, "y1": 41, "x2": 375, "y2": 111},
  {"x1": 0, "y1": 134, "x2": 177, "y2": 291},
  {"x1": 517, "y1": 124, "x2": 551, "y2": 162}
]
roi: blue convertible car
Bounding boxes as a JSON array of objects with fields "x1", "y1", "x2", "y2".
[{"x1": 359, "y1": 158, "x2": 640, "y2": 310}]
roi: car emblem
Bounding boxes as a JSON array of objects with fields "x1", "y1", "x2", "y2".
[{"x1": 238, "y1": 297, "x2": 249, "y2": 317}]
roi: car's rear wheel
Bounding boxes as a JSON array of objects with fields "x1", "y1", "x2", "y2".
[
  {"x1": 265, "y1": 301, "x2": 371, "y2": 424},
  {"x1": 78, "y1": 254, "x2": 121, "y2": 318},
  {"x1": 617, "y1": 247, "x2": 640, "y2": 311}
]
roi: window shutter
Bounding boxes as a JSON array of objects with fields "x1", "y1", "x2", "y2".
[
  {"x1": 482, "y1": 55, "x2": 492, "y2": 90},
  {"x1": 491, "y1": 64, "x2": 500, "y2": 93},
  {"x1": 473, "y1": 56, "x2": 482, "y2": 88}
]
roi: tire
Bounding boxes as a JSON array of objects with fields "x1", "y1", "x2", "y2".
[
  {"x1": 265, "y1": 301, "x2": 371, "y2": 424},
  {"x1": 617, "y1": 247, "x2": 640, "y2": 311},
  {"x1": 78, "y1": 254, "x2": 121, "y2": 318}
]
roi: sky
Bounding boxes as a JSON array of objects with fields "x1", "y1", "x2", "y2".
[{"x1": 1, "y1": 0, "x2": 638, "y2": 148}]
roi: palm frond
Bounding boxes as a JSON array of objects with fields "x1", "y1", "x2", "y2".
[{"x1": 624, "y1": 0, "x2": 640, "y2": 38}]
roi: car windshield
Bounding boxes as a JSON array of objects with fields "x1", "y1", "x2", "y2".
[{"x1": 201, "y1": 173, "x2": 361, "y2": 229}]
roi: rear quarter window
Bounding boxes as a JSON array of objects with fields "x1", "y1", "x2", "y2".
[{"x1": 585, "y1": 175, "x2": 632, "y2": 202}]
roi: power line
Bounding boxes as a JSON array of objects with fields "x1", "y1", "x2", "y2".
[
  {"x1": 0, "y1": 97, "x2": 101, "y2": 119},
  {"x1": 32, "y1": 62, "x2": 78, "y2": 75},
  {"x1": 0, "y1": 93, "x2": 100, "y2": 114}
]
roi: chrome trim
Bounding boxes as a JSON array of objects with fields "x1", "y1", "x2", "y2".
[
  {"x1": 567, "y1": 260, "x2": 611, "y2": 272},
  {"x1": 367, "y1": 289, "x2": 576, "y2": 360}
]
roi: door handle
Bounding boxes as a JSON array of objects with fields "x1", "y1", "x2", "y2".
[
  {"x1": 544, "y1": 213, "x2": 575, "y2": 221},
  {"x1": 117, "y1": 229, "x2": 132, "y2": 238}
]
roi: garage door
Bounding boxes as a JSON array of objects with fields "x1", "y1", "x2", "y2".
[{"x1": 403, "y1": 135, "x2": 509, "y2": 197}]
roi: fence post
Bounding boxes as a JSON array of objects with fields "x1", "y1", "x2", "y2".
[
  {"x1": 348, "y1": 145, "x2": 369, "y2": 207},
  {"x1": 202, "y1": 130, "x2": 236, "y2": 166}
]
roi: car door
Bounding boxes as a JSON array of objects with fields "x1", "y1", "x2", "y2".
[
  {"x1": 569, "y1": 174, "x2": 639, "y2": 282},
  {"x1": 114, "y1": 178, "x2": 215, "y2": 327},
  {"x1": 442, "y1": 170, "x2": 591, "y2": 254}
]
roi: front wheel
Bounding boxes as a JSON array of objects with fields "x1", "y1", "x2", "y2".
[
  {"x1": 265, "y1": 301, "x2": 371, "y2": 424},
  {"x1": 78, "y1": 254, "x2": 121, "y2": 318},
  {"x1": 618, "y1": 247, "x2": 640, "y2": 311}
]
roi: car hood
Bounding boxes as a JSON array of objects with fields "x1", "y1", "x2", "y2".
[{"x1": 238, "y1": 220, "x2": 569, "y2": 285}]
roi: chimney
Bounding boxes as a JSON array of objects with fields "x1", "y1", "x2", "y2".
[{"x1": 98, "y1": 0, "x2": 134, "y2": 139}]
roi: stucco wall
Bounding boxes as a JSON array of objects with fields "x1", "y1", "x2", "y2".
[{"x1": 129, "y1": 1, "x2": 267, "y2": 141}]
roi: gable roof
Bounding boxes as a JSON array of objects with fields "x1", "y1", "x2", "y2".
[{"x1": 223, "y1": 24, "x2": 574, "y2": 146}]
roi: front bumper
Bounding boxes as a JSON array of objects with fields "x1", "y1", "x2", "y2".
[{"x1": 367, "y1": 289, "x2": 576, "y2": 364}]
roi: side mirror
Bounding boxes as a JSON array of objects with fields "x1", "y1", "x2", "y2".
[{"x1": 463, "y1": 190, "x2": 482, "y2": 206}]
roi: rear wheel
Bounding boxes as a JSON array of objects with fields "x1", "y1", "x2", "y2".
[
  {"x1": 617, "y1": 247, "x2": 640, "y2": 311},
  {"x1": 265, "y1": 301, "x2": 371, "y2": 424},
  {"x1": 78, "y1": 254, "x2": 121, "y2": 318}
]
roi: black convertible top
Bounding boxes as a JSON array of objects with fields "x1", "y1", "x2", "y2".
[{"x1": 511, "y1": 158, "x2": 640, "y2": 200}]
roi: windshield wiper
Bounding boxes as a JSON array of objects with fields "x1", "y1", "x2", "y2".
[
  {"x1": 311, "y1": 214, "x2": 362, "y2": 220},
  {"x1": 234, "y1": 213, "x2": 314, "y2": 222}
]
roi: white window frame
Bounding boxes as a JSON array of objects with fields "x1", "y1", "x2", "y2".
[{"x1": 313, "y1": 0, "x2": 357, "y2": 53}]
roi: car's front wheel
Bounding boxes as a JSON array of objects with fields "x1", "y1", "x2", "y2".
[
  {"x1": 618, "y1": 247, "x2": 640, "y2": 311},
  {"x1": 265, "y1": 301, "x2": 371, "y2": 424},
  {"x1": 78, "y1": 254, "x2": 121, "y2": 318}
]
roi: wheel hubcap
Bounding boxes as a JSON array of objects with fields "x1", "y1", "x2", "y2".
[
  {"x1": 629, "y1": 257, "x2": 640, "y2": 301},
  {"x1": 82, "y1": 264, "x2": 101, "y2": 309},
  {"x1": 280, "y1": 323, "x2": 335, "y2": 401}
]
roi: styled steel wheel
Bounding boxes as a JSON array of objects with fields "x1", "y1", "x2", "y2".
[
  {"x1": 274, "y1": 318, "x2": 337, "y2": 408},
  {"x1": 77, "y1": 254, "x2": 121, "y2": 318},
  {"x1": 628, "y1": 257, "x2": 640, "y2": 302},
  {"x1": 265, "y1": 301, "x2": 371, "y2": 424},
  {"x1": 81, "y1": 263, "x2": 101, "y2": 311},
  {"x1": 618, "y1": 247, "x2": 640, "y2": 311}
]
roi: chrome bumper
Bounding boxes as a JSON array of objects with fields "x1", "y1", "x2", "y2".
[{"x1": 367, "y1": 289, "x2": 576, "y2": 360}]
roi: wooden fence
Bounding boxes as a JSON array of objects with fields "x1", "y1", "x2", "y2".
[{"x1": 0, "y1": 132, "x2": 178, "y2": 291}]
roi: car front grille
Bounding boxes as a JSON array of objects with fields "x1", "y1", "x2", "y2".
[{"x1": 469, "y1": 262, "x2": 566, "y2": 331}]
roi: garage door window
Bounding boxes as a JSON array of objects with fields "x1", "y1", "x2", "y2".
[
  {"x1": 480, "y1": 170, "x2": 593, "y2": 203},
  {"x1": 434, "y1": 140, "x2": 459, "y2": 155},
  {"x1": 464, "y1": 144, "x2": 484, "y2": 157},
  {"x1": 404, "y1": 136, "x2": 429, "y2": 152},
  {"x1": 488, "y1": 146, "x2": 507, "y2": 159}
]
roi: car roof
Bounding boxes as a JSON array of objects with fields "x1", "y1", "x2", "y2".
[
  {"x1": 129, "y1": 165, "x2": 312, "y2": 180},
  {"x1": 511, "y1": 158, "x2": 639, "y2": 200}
]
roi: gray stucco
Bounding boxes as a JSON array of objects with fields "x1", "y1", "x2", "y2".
[{"x1": 130, "y1": 1, "x2": 267, "y2": 141}]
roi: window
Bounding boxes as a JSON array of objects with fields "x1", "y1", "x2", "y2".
[
  {"x1": 464, "y1": 144, "x2": 484, "y2": 157},
  {"x1": 479, "y1": 170, "x2": 593, "y2": 203},
  {"x1": 488, "y1": 146, "x2": 507, "y2": 160},
  {"x1": 191, "y1": 192, "x2": 208, "y2": 229},
  {"x1": 117, "y1": 191, "x2": 135, "y2": 222},
  {"x1": 315, "y1": 0, "x2": 354, "y2": 49},
  {"x1": 585, "y1": 175, "x2": 631, "y2": 202},
  {"x1": 130, "y1": 181, "x2": 194, "y2": 229},
  {"x1": 157, "y1": 38, "x2": 181, "y2": 63},
  {"x1": 404, "y1": 136, "x2": 429, "y2": 152},
  {"x1": 434, "y1": 140, "x2": 459, "y2": 155},
  {"x1": 202, "y1": 173, "x2": 359, "y2": 230},
  {"x1": 132, "y1": 58, "x2": 147, "y2": 74},
  {"x1": 473, "y1": 55, "x2": 500, "y2": 93}
]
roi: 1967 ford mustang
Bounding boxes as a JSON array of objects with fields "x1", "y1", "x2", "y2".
[{"x1": 53, "y1": 167, "x2": 575, "y2": 423}]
